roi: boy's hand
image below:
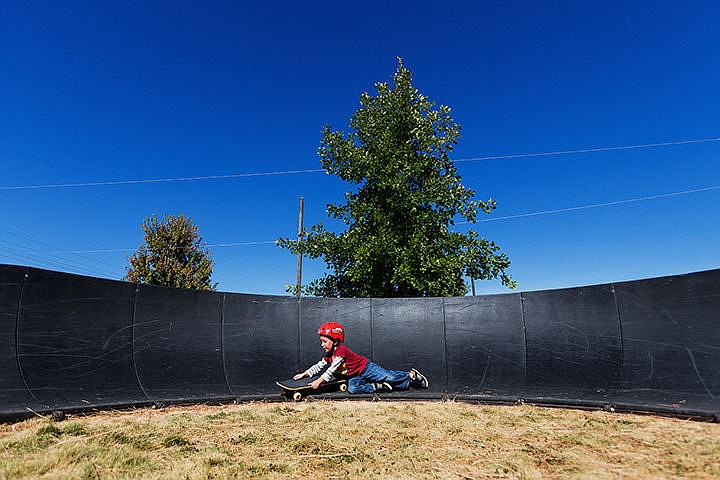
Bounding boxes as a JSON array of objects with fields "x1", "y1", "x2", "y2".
[
  {"x1": 293, "y1": 373, "x2": 307, "y2": 380},
  {"x1": 309, "y1": 378, "x2": 324, "y2": 389}
]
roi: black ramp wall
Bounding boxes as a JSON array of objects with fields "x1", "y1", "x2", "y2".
[
  {"x1": 134, "y1": 285, "x2": 231, "y2": 402},
  {"x1": 372, "y1": 298, "x2": 446, "y2": 395},
  {"x1": 17, "y1": 268, "x2": 144, "y2": 410},
  {"x1": 444, "y1": 293, "x2": 525, "y2": 398},
  {"x1": 522, "y1": 284, "x2": 622, "y2": 403},
  {"x1": 614, "y1": 270, "x2": 720, "y2": 413},
  {"x1": 224, "y1": 294, "x2": 298, "y2": 396},
  {"x1": 0, "y1": 263, "x2": 719, "y2": 420},
  {"x1": 0, "y1": 266, "x2": 43, "y2": 415}
]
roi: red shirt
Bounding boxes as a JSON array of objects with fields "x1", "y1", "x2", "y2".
[{"x1": 325, "y1": 344, "x2": 368, "y2": 376}]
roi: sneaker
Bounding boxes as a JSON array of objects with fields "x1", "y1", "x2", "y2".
[
  {"x1": 410, "y1": 368, "x2": 429, "y2": 389},
  {"x1": 372, "y1": 382, "x2": 392, "y2": 393}
]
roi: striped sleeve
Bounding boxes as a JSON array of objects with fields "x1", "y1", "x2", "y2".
[
  {"x1": 305, "y1": 358, "x2": 329, "y2": 377},
  {"x1": 320, "y1": 355, "x2": 345, "y2": 382}
]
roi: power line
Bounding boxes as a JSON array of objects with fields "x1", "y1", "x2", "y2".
[
  {"x1": 0, "y1": 169, "x2": 325, "y2": 190},
  {"x1": 208, "y1": 241, "x2": 277, "y2": 247},
  {"x1": 0, "y1": 242, "x2": 118, "y2": 278},
  {"x1": 20, "y1": 183, "x2": 720, "y2": 255},
  {"x1": 453, "y1": 137, "x2": 720, "y2": 163},
  {"x1": 460, "y1": 184, "x2": 720, "y2": 224},
  {"x1": 1, "y1": 137, "x2": 718, "y2": 191},
  {"x1": 0, "y1": 228, "x2": 120, "y2": 277},
  {"x1": 33, "y1": 241, "x2": 278, "y2": 255}
]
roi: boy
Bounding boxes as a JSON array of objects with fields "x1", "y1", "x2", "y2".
[{"x1": 294, "y1": 321, "x2": 429, "y2": 394}]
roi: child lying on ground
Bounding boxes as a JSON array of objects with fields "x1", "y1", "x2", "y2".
[{"x1": 294, "y1": 321, "x2": 429, "y2": 394}]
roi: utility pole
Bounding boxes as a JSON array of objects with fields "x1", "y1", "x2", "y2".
[
  {"x1": 295, "y1": 197, "x2": 304, "y2": 297},
  {"x1": 471, "y1": 277, "x2": 476, "y2": 296}
]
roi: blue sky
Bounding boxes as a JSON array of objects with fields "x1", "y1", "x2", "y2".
[{"x1": 1, "y1": 1, "x2": 719, "y2": 296}]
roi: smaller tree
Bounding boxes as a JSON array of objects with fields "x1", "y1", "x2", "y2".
[{"x1": 124, "y1": 214, "x2": 217, "y2": 291}]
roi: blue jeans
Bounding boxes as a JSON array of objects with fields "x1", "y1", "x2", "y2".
[{"x1": 348, "y1": 361, "x2": 410, "y2": 394}]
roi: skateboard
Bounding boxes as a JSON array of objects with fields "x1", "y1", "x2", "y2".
[{"x1": 276, "y1": 374, "x2": 348, "y2": 401}]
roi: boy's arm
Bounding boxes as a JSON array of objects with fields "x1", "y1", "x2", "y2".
[
  {"x1": 309, "y1": 356, "x2": 345, "y2": 389},
  {"x1": 319, "y1": 355, "x2": 345, "y2": 382},
  {"x1": 294, "y1": 358, "x2": 328, "y2": 380}
]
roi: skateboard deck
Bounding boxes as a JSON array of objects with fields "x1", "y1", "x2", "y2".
[{"x1": 276, "y1": 374, "x2": 348, "y2": 401}]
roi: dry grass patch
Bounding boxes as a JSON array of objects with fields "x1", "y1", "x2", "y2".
[{"x1": 0, "y1": 401, "x2": 718, "y2": 479}]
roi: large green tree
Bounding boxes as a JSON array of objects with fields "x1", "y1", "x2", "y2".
[
  {"x1": 124, "y1": 213, "x2": 217, "y2": 291},
  {"x1": 279, "y1": 58, "x2": 515, "y2": 297}
]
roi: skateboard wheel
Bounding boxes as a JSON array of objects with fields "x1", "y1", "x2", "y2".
[
  {"x1": 292, "y1": 392, "x2": 303, "y2": 401},
  {"x1": 339, "y1": 383, "x2": 348, "y2": 392}
]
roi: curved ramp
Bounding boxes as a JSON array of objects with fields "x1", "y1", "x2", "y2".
[
  {"x1": 133, "y1": 285, "x2": 230, "y2": 402},
  {"x1": 614, "y1": 271, "x2": 720, "y2": 412},
  {"x1": 0, "y1": 265, "x2": 44, "y2": 416},
  {"x1": 17, "y1": 269, "x2": 143, "y2": 411},
  {"x1": 0, "y1": 264, "x2": 717, "y2": 421}
]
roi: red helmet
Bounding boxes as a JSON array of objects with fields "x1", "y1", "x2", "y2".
[{"x1": 317, "y1": 322, "x2": 344, "y2": 343}]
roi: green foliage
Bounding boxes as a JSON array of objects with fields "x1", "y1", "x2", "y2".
[
  {"x1": 124, "y1": 214, "x2": 217, "y2": 291},
  {"x1": 279, "y1": 58, "x2": 515, "y2": 297}
]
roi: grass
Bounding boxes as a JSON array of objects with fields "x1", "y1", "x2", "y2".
[{"x1": 0, "y1": 401, "x2": 718, "y2": 479}]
